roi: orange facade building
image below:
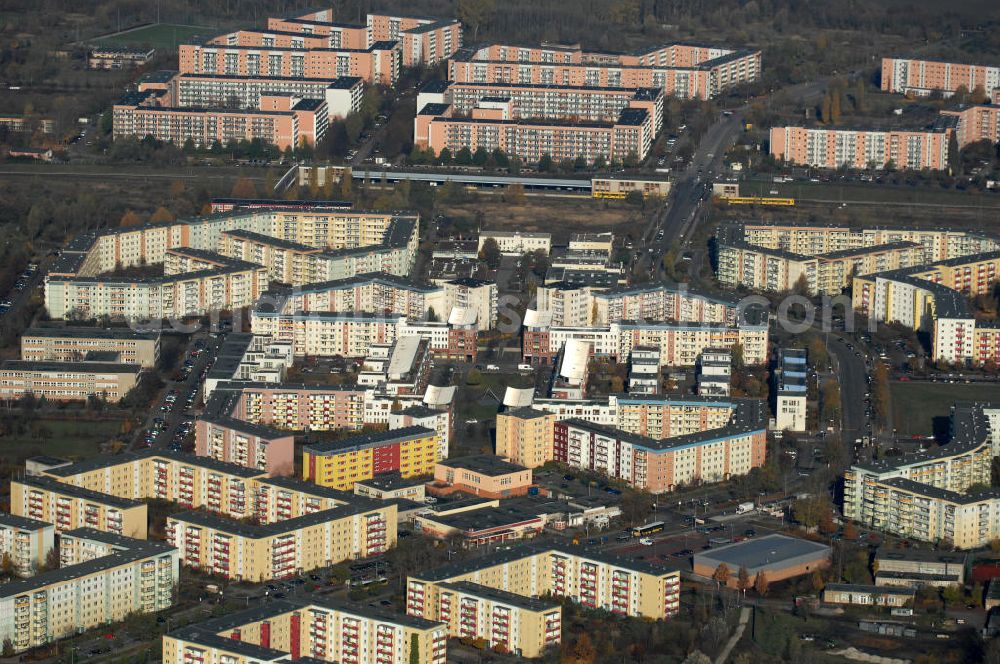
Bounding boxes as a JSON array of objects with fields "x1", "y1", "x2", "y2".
[
  {"x1": 769, "y1": 123, "x2": 954, "y2": 170},
  {"x1": 882, "y1": 57, "x2": 1000, "y2": 100},
  {"x1": 941, "y1": 104, "x2": 1000, "y2": 148}
]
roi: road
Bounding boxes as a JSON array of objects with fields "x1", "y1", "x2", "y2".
[{"x1": 827, "y1": 334, "x2": 872, "y2": 452}]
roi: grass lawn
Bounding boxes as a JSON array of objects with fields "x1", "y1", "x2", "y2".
[
  {"x1": 890, "y1": 381, "x2": 1000, "y2": 436},
  {"x1": 93, "y1": 23, "x2": 215, "y2": 50},
  {"x1": 0, "y1": 418, "x2": 121, "y2": 464}
]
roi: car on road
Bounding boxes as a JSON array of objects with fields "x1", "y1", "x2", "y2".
[{"x1": 639, "y1": 537, "x2": 654, "y2": 546}]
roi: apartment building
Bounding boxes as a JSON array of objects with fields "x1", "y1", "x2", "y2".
[
  {"x1": 522, "y1": 319, "x2": 769, "y2": 367},
  {"x1": 166, "y1": 499, "x2": 395, "y2": 581},
  {"x1": 420, "y1": 80, "x2": 664, "y2": 129},
  {"x1": 45, "y1": 207, "x2": 418, "y2": 320},
  {"x1": 368, "y1": 13, "x2": 462, "y2": 67},
  {"x1": 419, "y1": 99, "x2": 655, "y2": 164},
  {"x1": 697, "y1": 347, "x2": 731, "y2": 397},
  {"x1": 551, "y1": 399, "x2": 767, "y2": 492},
  {"x1": 940, "y1": 104, "x2": 1000, "y2": 147},
  {"x1": 168, "y1": 73, "x2": 365, "y2": 119},
  {"x1": 253, "y1": 476, "x2": 351, "y2": 523},
  {"x1": 389, "y1": 405, "x2": 453, "y2": 463},
  {"x1": 10, "y1": 476, "x2": 147, "y2": 538},
  {"x1": 774, "y1": 349, "x2": 808, "y2": 432},
  {"x1": 0, "y1": 359, "x2": 141, "y2": 401},
  {"x1": 195, "y1": 414, "x2": 296, "y2": 476},
  {"x1": 407, "y1": 543, "x2": 681, "y2": 621},
  {"x1": 0, "y1": 513, "x2": 55, "y2": 577},
  {"x1": 39, "y1": 448, "x2": 269, "y2": 521},
  {"x1": 478, "y1": 231, "x2": 552, "y2": 256},
  {"x1": 717, "y1": 240, "x2": 926, "y2": 295},
  {"x1": 0, "y1": 529, "x2": 178, "y2": 653},
  {"x1": 881, "y1": 57, "x2": 1000, "y2": 99},
  {"x1": 276, "y1": 272, "x2": 445, "y2": 319},
  {"x1": 433, "y1": 582, "x2": 560, "y2": 657},
  {"x1": 769, "y1": 123, "x2": 955, "y2": 170},
  {"x1": 20, "y1": 327, "x2": 161, "y2": 368},
  {"x1": 113, "y1": 89, "x2": 329, "y2": 150},
  {"x1": 266, "y1": 11, "x2": 370, "y2": 48},
  {"x1": 433, "y1": 455, "x2": 533, "y2": 498},
  {"x1": 733, "y1": 221, "x2": 1000, "y2": 262},
  {"x1": 495, "y1": 408, "x2": 558, "y2": 468},
  {"x1": 210, "y1": 381, "x2": 369, "y2": 431},
  {"x1": 178, "y1": 39, "x2": 401, "y2": 86},
  {"x1": 447, "y1": 42, "x2": 761, "y2": 100},
  {"x1": 201, "y1": 333, "x2": 295, "y2": 396},
  {"x1": 844, "y1": 402, "x2": 1000, "y2": 547},
  {"x1": 162, "y1": 597, "x2": 448, "y2": 664},
  {"x1": 219, "y1": 229, "x2": 323, "y2": 285},
  {"x1": 443, "y1": 278, "x2": 498, "y2": 329},
  {"x1": 302, "y1": 426, "x2": 441, "y2": 490}
]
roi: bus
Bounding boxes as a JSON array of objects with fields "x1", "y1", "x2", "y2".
[{"x1": 631, "y1": 521, "x2": 665, "y2": 537}]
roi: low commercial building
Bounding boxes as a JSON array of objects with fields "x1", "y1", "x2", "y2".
[
  {"x1": 874, "y1": 548, "x2": 967, "y2": 588},
  {"x1": 10, "y1": 476, "x2": 148, "y2": 539},
  {"x1": 414, "y1": 502, "x2": 544, "y2": 544},
  {"x1": 0, "y1": 359, "x2": 141, "y2": 401},
  {"x1": 353, "y1": 472, "x2": 427, "y2": 502},
  {"x1": 302, "y1": 426, "x2": 440, "y2": 491},
  {"x1": 0, "y1": 513, "x2": 55, "y2": 577},
  {"x1": 822, "y1": 583, "x2": 916, "y2": 608},
  {"x1": 692, "y1": 534, "x2": 831, "y2": 587},
  {"x1": 20, "y1": 327, "x2": 161, "y2": 367},
  {"x1": 88, "y1": 46, "x2": 154, "y2": 69},
  {"x1": 478, "y1": 231, "x2": 552, "y2": 256},
  {"x1": 769, "y1": 122, "x2": 955, "y2": 171},
  {"x1": 432, "y1": 455, "x2": 533, "y2": 498},
  {"x1": 435, "y1": 582, "x2": 561, "y2": 657},
  {"x1": 407, "y1": 542, "x2": 681, "y2": 620},
  {"x1": 0, "y1": 529, "x2": 178, "y2": 653},
  {"x1": 162, "y1": 597, "x2": 447, "y2": 664},
  {"x1": 166, "y1": 499, "x2": 395, "y2": 581}
]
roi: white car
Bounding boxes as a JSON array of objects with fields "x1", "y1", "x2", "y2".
[{"x1": 639, "y1": 537, "x2": 654, "y2": 546}]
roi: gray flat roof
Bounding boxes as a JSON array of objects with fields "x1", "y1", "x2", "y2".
[
  {"x1": 0, "y1": 512, "x2": 52, "y2": 531},
  {"x1": 22, "y1": 327, "x2": 159, "y2": 340},
  {"x1": 440, "y1": 581, "x2": 559, "y2": 612},
  {"x1": 15, "y1": 476, "x2": 143, "y2": 509},
  {"x1": 694, "y1": 534, "x2": 830, "y2": 573},
  {"x1": 437, "y1": 454, "x2": 527, "y2": 476}
]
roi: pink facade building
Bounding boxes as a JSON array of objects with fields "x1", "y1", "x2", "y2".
[
  {"x1": 881, "y1": 57, "x2": 1000, "y2": 100},
  {"x1": 941, "y1": 105, "x2": 1000, "y2": 148},
  {"x1": 769, "y1": 123, "x2": 955, "y2": 170},
  {"x1": 195, "y1": 415, "x2": 296, "y2": 476}
]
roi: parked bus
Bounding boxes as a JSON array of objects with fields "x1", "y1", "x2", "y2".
[{"x1": 631, "y1": 521, "x2": 665, "y2": 537}]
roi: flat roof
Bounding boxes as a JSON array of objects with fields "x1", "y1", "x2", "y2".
[
  {"x1": 440, "y1": 580, "x2": 559, "y2": 612},
  {"x1": 437, "y1": 454, "x2": 527, "y2": 476},
  {"x1": 0, "y1": 359, "x2": 141, "y2": 374},
  {"x1": 302, "y1": 425, "x2": 434, "y2": 455},
  {"x1": 0, "y1": 512, "x2": 52, "y2": 531},
  {"x1": 22, "y1": 326, "x2": 160, "y2": 340},
  {"x1": 14, "y1": 476, "x2": 143, "y2": 509},
  {"x1": 694, "y1": 534, "x2": 830, "y2": 573}
]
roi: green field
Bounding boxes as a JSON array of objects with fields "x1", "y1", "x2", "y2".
[
  {"x1": 0, "y1": 418, "x2": 122, "y2": 464},
  {"x1": 890, "y1": 381, "x2": 1000, "y2": 436},
  {"x1": 93, "y1": 23, "x2": 216, "y2": 50}
]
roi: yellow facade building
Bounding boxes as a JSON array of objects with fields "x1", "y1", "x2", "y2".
[
  {"x1": 494, "y1": 408, "x2": 558, "y2": 469},
  {"x1": 10, "y1": 476, "x2": 148, "y2": 539},
  {"x1": 302, "y1": 426, "x2": 440, "y2": 491}
]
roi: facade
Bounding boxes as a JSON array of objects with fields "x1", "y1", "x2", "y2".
[
  {"x1": 444, "y1": 278, "x2": 498, "y2": 329},
  {"x1": 10, "y1": 476, "x2": 148, "y2": 538},
  {"x1": 368, "y1": 13, "x2": 462, "y2": 67},
  {"x1": 692, "y1": 534, "x2": 831, "y2": 586},
  {"x1": 822, "y1": 583, "x2": 915, "y2": 607},
  {"x1": 433, "y1": 455, "x2": 533, "y2": 498},
  {"x1": 940, "y1": 104, "x2": 1000, "y2": 148},
  {"x1": 166, "y1": 499, "x2": 396, "y2": 581},
  {"x1": 0, "y1": 359, "x2": 141, "y2": 401},
  {"x1": 88, "y1": 47, "x2": 154, "y2": 69},
  {"x1": 114, "y1": 89, "x2": 329, "y2": 150},
  {"x1": 276, "y1": 272, "x2": 444, "y2": 316},
  {"x1": 478, "y1": 231, "x2": 552, "y2": 256},
  {"x1": 302, "y1": 426, "x2": 441, "y2": 491},
  {"x1": 434, "y1": 582, "x2": 560, "y2": 657},
  {"x1": 162, "y1": 597, "x2": 447, "y2": 664},
  {"x1": 407, "y1": 543, "x2": 681, "y2": 621},
  {"x1": 881, "y1": 57, "x2": 1000, "y2": 99},
  {"x1": 769, "y1": 124, "x2": 954, "y2": 170},
  {"x1": 169, "y1": 73, "x2": 365, "y2": 119},
  {"x1": 495, "y1": 408, "x2": 558, "y2": 468},
  {"x1": 0, "y1": 513, "x2": 55, "y2": 577},
  {"x1": 0, "y1": 529, "x2": 178, "y2": 654},
  {"x1": 419, "y1": 100, "x2": 656, "y2": 164},
  {"x1": 874, "y1": 549, "x2": 966, "y2": 588},
  {"x1": 774, "y1": 349, "x2": 807, "y2": 432},
  {"x1": 20, "y1": 327, "x2": 161, "y2": 367},
  {"x1": 195, "y1": 414, "x2": 297, "y2": 476},
  {"x1": 447, "y1": 42, "x2": 761, "y2": 101}
]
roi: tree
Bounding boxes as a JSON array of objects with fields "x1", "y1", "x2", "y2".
[
  {"x1": 820, "y1": 93, "x2": 832, "y2": 124},
  {"x1": 119, "y1": 210, "x2": 142, "y2": 227},
  {"x1": 455, "y1": 146, "x2": 473, "y2": 165},
  {"x1": 564, "y1": 632, "x2": 597, "y2": 664},
  {"x1": 231, "y1": 177, "x2": 258, "y2": 199},
  {"x1": 340, "y1": 168, "x2": 353, "y2": 198},
  {"x1": 466, "y1": 368, "x2": 482, "y2": 385},
  {"x1": 409, "y1": 634, "x2": 420, "y2": 664},
  {"x1": 971, "y1": 85, "x2": 989, "y2": 105},
  {"x1": 0, "y1": 552, "x2": 14, "y2": 577},
  {"x1": 754, "y1": 571, "x2": 770, "y2": 596},
  {"x1": 737, "y1": 565, "x2": 751, "y2": 593},
  {"x1": 2, "y1": 638, "x2": 13, "y2": 657},
  {"x1": 538, "y1": 153, "x2": 554, "y2": 172},
  {"x1": 479, "y1": 238, "x2": 502, "y2": 269},
  {"x1": 792, "y1": 272, "x2": 811, "y2": 296},
  {"x1": 830, "y1": 92, "x2": 842, "y2": 124},
  {"x1": 457, "y1": 0, "x2": 496, "y2": 40},
  {"x1": 150, "y1": 206, "x2": 175, "y2": 223},
  {"x1": 843, "y1": 522, "x2": 859, "y2": 541},
  {"x1": 712, "y1": 562, "x2": 731, "y2": 588}
]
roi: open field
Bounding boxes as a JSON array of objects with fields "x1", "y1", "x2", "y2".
[
  {"x1": 890, "y1": 381, "x2": 1000, "y2": 436},
  {"x1": 439, "y1": 197, "x2": 648, "y2": 243},
  {"x1": 0, "y1": 418, "x2": 122, "y2": 464},
  {"x1": 91, "y1": 23, "x2": 216, "y2": 50}
]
